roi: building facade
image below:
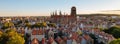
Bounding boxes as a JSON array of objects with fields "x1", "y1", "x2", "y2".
[{"x1": 50, "y1": 6, "x2": 77, "y2": 24}]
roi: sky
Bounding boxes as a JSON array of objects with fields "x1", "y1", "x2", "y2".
[{"x1": 0, "y1": 0, "x2": 120, "y2": 16}]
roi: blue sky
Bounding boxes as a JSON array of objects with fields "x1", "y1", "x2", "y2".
[{"x1": 0, "y1": 0, "x2": 120, "y2": 16}]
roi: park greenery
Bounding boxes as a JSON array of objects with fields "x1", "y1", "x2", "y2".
[
  {"x1": 25, "y1": 22, "x2": 56, "y2": 28},
  {"x1": 27, "y1": 22, "x2": 47, "y2": 28},
  {"x1": 1, "y1": 20, "x2": 56, "y2": 29},
  {"x1": 0, "y1": 29, "x2": 25, "y2": 44},
  {"x1": 102, "y1": 26, "x2": 120, "y2": 44},
  {"x1": 109, "y1": 38, "x2": 120, "y2": 44},
  {"x1": 103, "y1": 26, "x2": 120, "y2": 39}
]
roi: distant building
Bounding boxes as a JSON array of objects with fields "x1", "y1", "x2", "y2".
[{"x1": 51, "y1": 6, "x2": 77, "y2": 24}]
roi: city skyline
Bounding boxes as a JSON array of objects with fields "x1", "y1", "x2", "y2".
[{"x1": 0, "y1": 0, "x2": 120, "y2": 16}]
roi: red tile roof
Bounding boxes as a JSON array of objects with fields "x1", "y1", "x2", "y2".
[
  {"x1": 41, "y1": 38, "x2": 46, "y2": 44},
  {"x1": 32, "y1": 30, "x2": 37, "y2": 35},
  {"x1": 38, "y1": 29, "x2": 43, "y2": 35},
  {"x1": 48, "y1": 37, "x2": 54, "y2": 44},
  {"x1": 31, "y1": 38, "x2": 39, "y2": 44},
  {"x1": 32, "y1": 29, "x2": 43, "y2": 35},
  {"x1": 56, "y1": 37, "x2": 64, "y2": 44},
  {"x1": 83, "y1": 34, "x2": 91, "y2": 41}
]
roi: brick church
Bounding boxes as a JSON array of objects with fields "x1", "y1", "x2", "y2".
[{"x1": 50, "y1": 6, "x2": 77, "y2": 24}]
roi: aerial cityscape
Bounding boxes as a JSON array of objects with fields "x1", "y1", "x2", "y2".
[{"x1": 0, "y1": 0, "x2": 120, "y2": 44}]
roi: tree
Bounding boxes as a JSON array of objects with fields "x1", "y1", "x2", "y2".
[
  {"x1": 109, "y1": 38, "x2": 120, "y2": 44},
  {"x1": 24, "y1": 33, "x2": 31, "y2": 44},
  {"x1": 6, "y1": 29, "x2": 25, "y2": 44},
  {"x1": 32, "y1": 22, "x2": 47, "y2": 28},
  {"x1": 14, "y1": 20, "x2": 22, "y2": 27},
  {"x1": 42, "y1": 22, "x2": 47, "y2": 27},
  {"x1": 25, "y1": 23, "x2": 31, "y2": 28},
  {"x1": 0, "y1": 31, "x2": 3, "y2": 43},
  {"x1": 17, "y1": 20, "x2": 22, "y2": 25},
  {"x1": 0, "y1": 33, "x2": 8, "y2": 44},
  {"x1": 0, "y1": 29, "x2": 25, "y2": 44},
  {"x1": 1, "y1": 22, "x2": 14, "y2": 29},
  {"x1": 6, "y1": 35, "x2": 25, "y2": 44},
  {"x1": 32, "y1": 22, "x2": 41, "y2": 28},
  {"x1": 47, "y1": 23, "x2": 56, "y2": 27},
  {"x1": 0, "y1": 31, "x2": 2, "y2": 38},
  {"x1": 103, "y1": 26, "x2": 120, "y2": 38}
]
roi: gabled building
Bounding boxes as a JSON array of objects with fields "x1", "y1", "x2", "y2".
[
  {"x1": 31, "y1": 29, "x2": 44, "y2": 41},
  {"x1": 31, "y1": 38, "x2": 39, "y2": 44}
]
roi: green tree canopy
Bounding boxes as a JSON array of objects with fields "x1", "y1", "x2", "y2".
[
  {"x1": 0, "y1": 31, "x2": 2, "y2": 38},
  {"x1": 109, "y1": 38, "x2": 120, "y2": 44},
  {"x1": 32, "y1": 22, "x2": 47, "y2": 28},
  {"x1": 32, "y1": 22, "x2": 41, "y2": 27},
  {"x1": 25, "y1": 22, "x2": 31, "y2": 28},
  {"x1": 47, "y1": 23, "x2": 56, "y2": 27},
  {"x1": 103, "y1": 26, "x2": 120, "y2": 38},
  {"x1": 6, "y1": 29, "x2": 25, "y2": 44},
  {"x1": 1, "y1": 22, "x2": 14, "y2": 29},
  {"x1": 0, "y1": 29, "x2": 25, "y2": 44},
  {"x1": 42, "y1": 22, "x2": 47, "y2": 27}
]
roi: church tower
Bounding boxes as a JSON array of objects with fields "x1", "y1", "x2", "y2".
[{"x1": 71, "y1": 6, "x2": 76, "y2": 16}]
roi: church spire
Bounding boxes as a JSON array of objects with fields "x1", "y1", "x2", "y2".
[
  {"x1": 53, "y1": 12, "x2": 54, "y2": 15},
  {"x1": 50, "y1": 12, "x2": 53, "y2": 16},
  {"x1": 64, "y1": 12, "x2": 65, "y2": 15},
  {"x1": 55, "y1": 10, "x2": 57, "y2": 15},
  {"x1": 59, "y1": 11, "x2": 62, "y2": 15}
]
